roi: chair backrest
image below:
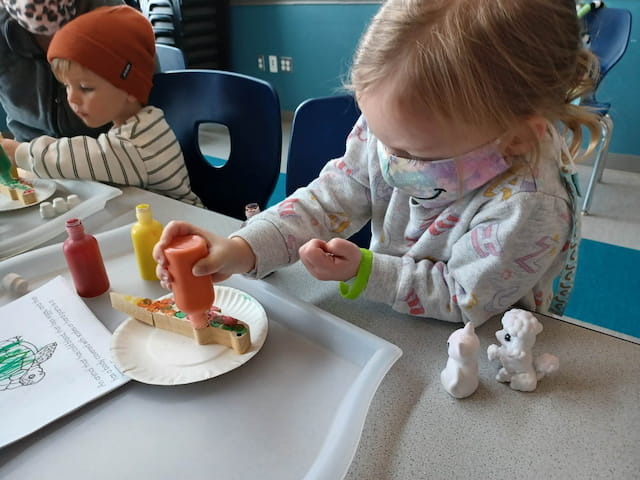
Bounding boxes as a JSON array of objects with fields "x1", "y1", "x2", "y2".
[
  {"x1": 155, "y1": 44, "x2": 186, "y2": 71},
  {"x1": 141, "y1": 0, "x2": 182, "y2": 47},
  {"x1": 286, "y1": 95, "x2": 361, "y2": 195},
  {"x1": 582, "y1": 8, "x2": 632, "y2": 106},
  {"x1": 149, "y1": 70, "x2": 282, "y2": 220},
  {"x1": 286, "y1": 94, "x2": 371, "y2": 247}
]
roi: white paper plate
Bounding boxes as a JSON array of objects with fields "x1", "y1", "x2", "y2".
[
  {"x1": 0, "y1": 178, "x2": 56, "y2": 211},
  {"x1": 110, "y1": 285, "x2": 268, "y2": 385}
]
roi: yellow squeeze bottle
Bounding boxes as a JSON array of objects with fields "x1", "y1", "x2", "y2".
[{"x1": 131, "y1": 204, "x2": 163, "y2": 280}]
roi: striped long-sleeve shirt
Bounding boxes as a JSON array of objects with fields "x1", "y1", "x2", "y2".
[{"x1": 15, "y1": 106, "x2": 202, "y2": 206}]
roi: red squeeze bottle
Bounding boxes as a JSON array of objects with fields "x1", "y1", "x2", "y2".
[
  {"x1": 164, "y1": 235, "x2": 214, "y2": 329},
  {"x1": 63, "y1": 218, "x2": 110, "y2": 297}
]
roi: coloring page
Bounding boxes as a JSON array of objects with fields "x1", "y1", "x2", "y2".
[{"x1": 0, "y1": 276, "x2": 128, "y2": 448}]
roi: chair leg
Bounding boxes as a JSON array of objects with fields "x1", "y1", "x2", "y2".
[
  {"x1": 582, "y1": 115, "x2": 613, "y2": 215},
  {"x1": 595, "y1": 114, "x2": 613, "y2": 183}
]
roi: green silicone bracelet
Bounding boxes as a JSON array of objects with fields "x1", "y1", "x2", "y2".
[{"x1": 339, "y1": 248, "x2": 373, "y2": 300}]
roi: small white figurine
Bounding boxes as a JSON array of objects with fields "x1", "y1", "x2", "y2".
[
  {"x1": 2, "y1": 272, "x2": 29, "y2": 295},
  {"x1": 52, "y1": 197, "x2": 69, "y2": 214},
  {"x1": 66, "y1": 194, "x2": 81, "y2": 209},
  {"x1": 440, "y1": 322, "x2": 480, "y2": 398},
  {"x1": 487, "y1": 309, "x2": 559, "y2": 392},
  {"x1": 39, "y1": 201, "x2": 55, "y2": 219}
]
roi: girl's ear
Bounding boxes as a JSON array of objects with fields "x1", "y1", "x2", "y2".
[{"x1": 502, "y1": 116, "x2": 547, "y2": 156}]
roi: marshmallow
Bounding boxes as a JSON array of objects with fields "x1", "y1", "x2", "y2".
[
  {"x1": 2, "y1": 273, "x2": 29, "y2": 295},
  {"x1": 40, "y1": 201, "x2": 56, "y2": 218},
  {"x1": 53, "y1": 197, "x2": 69, "y2": 214},
  {"x1": 66, "y1": 194, "x2": 81, "y2": 209}
]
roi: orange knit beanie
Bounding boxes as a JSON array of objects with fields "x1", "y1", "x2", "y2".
[{"x1": 47, "y1": 6, "x2": 155, "y2": 104}]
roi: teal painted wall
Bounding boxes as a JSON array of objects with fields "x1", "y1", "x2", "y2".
[
  {"x1": 593, "y1": 0, "x2": 639, "y2": 157},
  {"x1": 230, "y1": 2, "x2": 639, "y2": 156},
  {"x1": 2, "y1": 2, "x2": 637, "y2": 156},
  {"x1": 229, "y1": 4, "x2": 378, "y2": 111}
]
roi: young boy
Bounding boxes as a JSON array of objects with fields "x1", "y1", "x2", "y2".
[
  {"x1": 0, "y1": 0, "x2": 121, "y2": 141},
  {"x1": 0, "y1": 5, "x2": 202, "y2": 206}
]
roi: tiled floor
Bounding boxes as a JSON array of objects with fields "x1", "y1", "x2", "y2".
[{"x1": 577, "y1": 163, "x2": 640, "y2": 250}]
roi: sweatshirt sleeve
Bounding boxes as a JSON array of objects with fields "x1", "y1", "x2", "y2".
[
  {"x1": 15, "y1": 129, "x2": 147, "y2": 187},
  {"x1": 234, "y1": 115, "x2": 374, "y2": 277},
  {"x1": 362, "y1": 191, "x2": 572, "y2": 326}
]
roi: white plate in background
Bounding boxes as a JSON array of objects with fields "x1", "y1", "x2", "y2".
[
  {"x1": 0, "y1": 179, "x2": 122, "y2": 259},
  {"x1": 0, "y1": 178, "x2": 56, "y2": 211}
]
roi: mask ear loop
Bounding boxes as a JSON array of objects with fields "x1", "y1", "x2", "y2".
[{"x1": 453, "y1": 156, "x2": 464, "y2": 200}]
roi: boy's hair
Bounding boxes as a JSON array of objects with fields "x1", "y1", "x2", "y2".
[
  {"x1": 47, "y1": 5, "x2": 156, "y2": 105},
  {"x1": 349, "y1": 0, "x2": 601, "y2": 161}
]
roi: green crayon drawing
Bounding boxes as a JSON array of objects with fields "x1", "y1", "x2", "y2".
[{"x1": 0, "y1": 337, "x2": 57, "y2": 391}]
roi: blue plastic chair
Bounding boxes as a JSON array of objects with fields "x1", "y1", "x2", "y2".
[
  {"x1": 580, "y1": 7, "x2": 632, "y2": 214},
  {"x1": 149, "y1": 70, "x2": 282, "y2": 219},
  {"x1": 286, "y1": 94, "x2": 371, "y2": 247},
  {"x1": 155, "y1": 44, "x2": 186, "y2": 71}
]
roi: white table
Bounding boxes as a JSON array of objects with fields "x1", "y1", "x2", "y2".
[{"x1": 2, "y1": 187, "x2": 639, "y2": 479}]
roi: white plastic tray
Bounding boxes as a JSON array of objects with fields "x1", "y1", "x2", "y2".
[
  {"x1": 0, "y1": 224, "x2": 401, "y2": 480},
  {"x1": 0, "y1": 179, "x2": 121, "y2": 260}
]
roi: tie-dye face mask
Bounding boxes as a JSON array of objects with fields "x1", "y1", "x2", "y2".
[{"x1": 377, "y1": 139, "x2": 511, "y2": 208}]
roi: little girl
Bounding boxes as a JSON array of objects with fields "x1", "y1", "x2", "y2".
[{"x1": 154, "y1": 0, "x2": 600, "y2": 326}]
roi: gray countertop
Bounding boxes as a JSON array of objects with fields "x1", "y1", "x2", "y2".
[
  {"x1": 267, "y1": 265, "x2": 640, "y2": 479},
  {"x1": 5, "y1": 186, "x2": 640, "y2": 479}
]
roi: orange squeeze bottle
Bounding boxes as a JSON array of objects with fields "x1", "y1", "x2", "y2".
[{"x1": 163, "y1": 235, "x2": 214, "y2": 329}]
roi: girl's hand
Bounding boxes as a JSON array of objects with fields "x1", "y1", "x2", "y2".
[
  {"x1": 0, "y1": 139, "x2": 22, "y2": 162},
  {"x1": 153, "y1": 220, "x2": 256, "y2": 289},
  {"x1": 298, "y1": 238, "x2": 361, "y2": 282}
]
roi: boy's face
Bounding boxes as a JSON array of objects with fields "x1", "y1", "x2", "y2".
[{"x1": 61, "y1": 62, "x2": 136, "y2": 128}]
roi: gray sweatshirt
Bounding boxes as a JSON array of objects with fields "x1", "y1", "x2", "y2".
[{"x1": 237, "y1": 116, "x2": 576, "y2": 326}]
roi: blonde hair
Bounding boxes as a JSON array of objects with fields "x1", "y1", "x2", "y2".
[
  {"x1": 51, "y1": 56, "x2": 159, "y2": 85},
  {"x1": 349, "y1": 0, "x2": 601, "y2": 161},
  {"x1": 50, "y1": 57, "x2": 75, "y2": 84}
]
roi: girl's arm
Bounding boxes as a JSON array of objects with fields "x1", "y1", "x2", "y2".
[
  {"x1": 153, "y1": 220, "x2": 256, "y2": 288},
  {"x1": 363, "y1": 193, "x2": 571, "y2": 326},
  {"x1": 298, "y1": 237, "x2": 362, "y2": 282},
  {"x1": 234, "y1": 116, "x2": 374, "y2": 278}
]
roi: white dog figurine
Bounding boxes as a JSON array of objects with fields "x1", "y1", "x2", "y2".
[
  {"x1": 487, "y1": 309, "x2": 559, "y2": 392},
  {"x1": 440, "y1": 322, "x2": 480, "y2": 398}
]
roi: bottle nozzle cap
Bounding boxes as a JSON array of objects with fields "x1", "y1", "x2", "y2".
[
  {"x1": 135, "y1": 203, "x2": 153, "y2": 223},
  {"x1": 65, "y1": 218, "x2": 82, "y2": 228},
  {"x1": 188, "y1": 311, "x2": 209, "y2": 329}
]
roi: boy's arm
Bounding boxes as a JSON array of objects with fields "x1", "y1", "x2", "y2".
[{"x1": 14, "y1": 131, "x2": 147, "y2": 186}]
